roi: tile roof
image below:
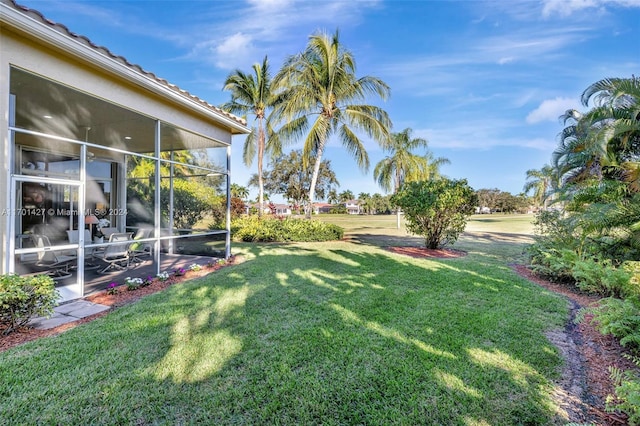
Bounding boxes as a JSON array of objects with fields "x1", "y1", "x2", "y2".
[{"x1": 6, "y1": 0, "x2": 247, "y2": 127}]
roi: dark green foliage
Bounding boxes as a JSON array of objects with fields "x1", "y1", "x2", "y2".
[
  {"x1": 252, "y1": 150, "x2": 339, "y2": 207},
  {"x1": 583, "y1": 297, "x2": 640, "y2": 351},
  {"x1": 161, "y1": 180, "x2": 211, "y2": 230},
  {"x1": 391, "y1": 178, "x2": 477, "y2": 249},
  {"x1": 0, "y1": 274, "x2": 59, "y2": 335},
  {"x1": 231, "y1": 216, "x2": 343, "y2": 242},
  {"x1": 534, "y1": 75, "x2": 640, "y2": 422},
  {"x1": 608, "y1": 363, "x2": 640, "y2": 426},
  {"x1": 210, "y1": 196, "x2": 246, "y2": 229},
  {"x1": 572, "y1": 258, "x2": 633, "y2": 297}
]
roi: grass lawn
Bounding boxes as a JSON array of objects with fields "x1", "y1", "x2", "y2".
[{"x1": 0, "y1": 214, "x2": 571, "y2": 425}]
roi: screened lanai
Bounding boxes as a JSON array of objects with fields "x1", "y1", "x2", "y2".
[{"x1": 8, "y1": 67, "x2": 238, "y2": 300}]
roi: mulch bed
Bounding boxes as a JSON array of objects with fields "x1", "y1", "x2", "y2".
[{"x1": 387, "y1": 246, "x2": 467, "y2": 259}]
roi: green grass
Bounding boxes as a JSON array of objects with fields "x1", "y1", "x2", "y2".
[{"x1": 0, "y1": 214, "x2": 572, "y2": 425}]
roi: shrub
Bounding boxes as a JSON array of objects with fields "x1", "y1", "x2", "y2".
[
  {"x1": 0, "y1": 274, "x2": 59, "y2": 335},
  {"x1": 582, "y1": 297, "x2": 640, "y2": 351},
  {"x1": 572, "y1": 258, "x2": 633, "y2": 298},
  {"x1": 528, "y1": 247, "x2": 579, "y2": 283},
  {"x1": 391, "y1": 178, "x2": 477, "y2": 249},
  {"x1": 231, "y1": 216, "x2": 344, "y2": 242}
]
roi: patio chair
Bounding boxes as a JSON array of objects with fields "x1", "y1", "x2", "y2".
[
  {"x1": 94, "y1": 232, "x2": 131, "y2": 274},
  {"x1": 128, "y1": 228, "x2": 153, "y2": 265},
  {"x1": 67, "y1": 229, "x2": 102, "y2": 270},
  {"x1": 31, "y1": 234, "x2": 77, "y2": 280}
]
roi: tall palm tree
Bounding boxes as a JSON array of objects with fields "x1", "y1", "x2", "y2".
[
  {"x1": 222, "y1": 56, "x2": 278, "y2": 217},
  {"x1": 523, "y1": 164, "x2": 558, "y2": 209},
  {"x1": 272, "y1": 30, "x2": 391, "y2": 218},
  {"x1": 374, "y1": 127, "x2": 449, "y2": 228}
]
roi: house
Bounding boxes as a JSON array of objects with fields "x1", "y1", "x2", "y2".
[
  {"x1": 271, "y1": 204, "x2": 292, "y2": 216},
  {"x1": 314, "y1": 203, "x2": 333, "y2": 214},
  {"x1": 0, "y1": 0, "x2": 250, "y2": 301},
  {"x1": 345, "y1": 199, "x2": 361, "y2": 215}
]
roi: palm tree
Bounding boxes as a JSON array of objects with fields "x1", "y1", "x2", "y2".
[
  {"x1": 523, "y1": 164, "x2": 557, "y2": 209},
  {"x1": 374, "y1": 127, "x2": 450, "y2": 228},
  {"x1": 230, "y1": 183, "x2": 249, "y2": 201},
  {"x1": 553, "y1": 76, "x2": 640, "y2": 193},
  {"x1": 222, "y1": 56, "x2": 278, "y2": 217},
  {"x1": 338, "y1": 190, "x2": 355, "y2": 203},
  {"x1": 272, "y1": 30, "x2": 391, "y2": 218},
  {"x1": 327, "y1": 189, "x2": 339, "y2": 204}
]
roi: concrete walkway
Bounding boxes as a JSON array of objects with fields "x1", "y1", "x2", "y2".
[{"x1": 29, "y1": 300, "x2": 111, "y2": 330}]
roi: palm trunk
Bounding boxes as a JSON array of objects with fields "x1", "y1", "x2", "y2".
[
  {"x1": 257, "y1": 118, "x2": 265, "y2": 217},
  {"x1": 395, "y1": 170, "x2": 401, "y2": 229},
  {"x1": 306, "y1": 143, "x2": 326, "y2": 219}
]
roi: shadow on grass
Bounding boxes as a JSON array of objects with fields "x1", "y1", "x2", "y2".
[{"x1": 1, "y1": 240, "x2": 570, "y2": 424}]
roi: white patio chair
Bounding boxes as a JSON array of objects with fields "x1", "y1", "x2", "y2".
[
  {"x1": 31, "y1": 234, "x2": 77, "y2": 280},
  {"x1": 94, "y1": 232, "x2": 131, "y2": 274}
]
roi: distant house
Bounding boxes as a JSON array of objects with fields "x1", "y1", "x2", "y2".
[
  {"x1": 345, "y1": 200, "x2": 361, "y2": 215},
  {"x1": 272, "y1": 204, "x2": 292, "y2": 216},
  {"x1": 314, "y1": 203, "x2": 333, "y2": 214}
]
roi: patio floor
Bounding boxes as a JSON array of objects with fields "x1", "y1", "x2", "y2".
[{"x1": 17, "y1": 253, "x2": 219, "y2": 297}]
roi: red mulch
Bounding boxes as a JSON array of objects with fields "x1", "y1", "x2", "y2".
[
  {"x1": 0, "y1": 256, "x2": 242, "y2": 352},
  {"x1": 387, "y1": 246, "x2": 468, "y2": 259}
]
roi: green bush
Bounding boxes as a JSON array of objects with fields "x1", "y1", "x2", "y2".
[
  {"x1": 529, "y1": 247, "x2": 579, "y2": 283},
  {"x1": 391, "y1": 178, "x2": 477, "y2": 249},
  {"x1": 231, "y1": 216, "x2": 344, "y2": 242},
  {"x1": 572, "y1": 258, "x2": 633, "y2": 298},
  {"x1": 582, "y1": 297, "x2": 640, "y2": 351},
  {"x1": 0, "y1": 274, "x2": 59, "y2": 335}
]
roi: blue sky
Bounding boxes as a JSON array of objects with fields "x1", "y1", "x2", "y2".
[{"x1": 20, "y1": 0, "x2": 640, "y2": 202}]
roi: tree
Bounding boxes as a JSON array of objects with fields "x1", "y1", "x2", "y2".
[
  {"x1": 222, "y1": 56, "x2": 279, "y2": 217},
  {"x1": 273, "y1": 30, "x2": 391, "y2": 218},
  {"x1": 338, "y1": 190, "x2": 355, "y2": 202},
  {"x1": 230, "y1": 183, "x2": 249, "y2": 200},
  {"x1": 327, "y1": 189, "x2": 339, "y2": 204},
  {"x1": 358, "y1": 192, "x2": 373, "y2": 214},
  {"x1": 251, "y1": 149, "x2": 339, "y2": 207},
  {"x1": 553, "y1": 76, "x2": 640, "y2": 193},
  {"x1": 392, "y1": 179, "x2": 477, "y2": 249},
  {"x1": 523, "y1": 165, "x2": 558, "y2": 209},
  {"x1": 374, "y1": 127, "x2": 450, "y2": 228},
  {"x1": 371, "y1": 193, "x2": 392, "y2": 215}
]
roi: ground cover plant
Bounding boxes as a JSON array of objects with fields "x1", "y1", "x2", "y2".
[{"x1": 1, "y1": 214, "x2": 577, "y2": 424}]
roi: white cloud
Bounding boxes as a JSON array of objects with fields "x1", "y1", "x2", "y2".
[
  {"x1": 541, "y1": 0, "x2": 640, "y2": 18},
  {"x1": 526, "y1": 97, "x2": 579, "y2": 124},
  {"x1": 412, "y1": 123, "x2": 557, "y2": 152},
  {"x1": 214, "y1": 33, "x2": 255, "y2": 68}
]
